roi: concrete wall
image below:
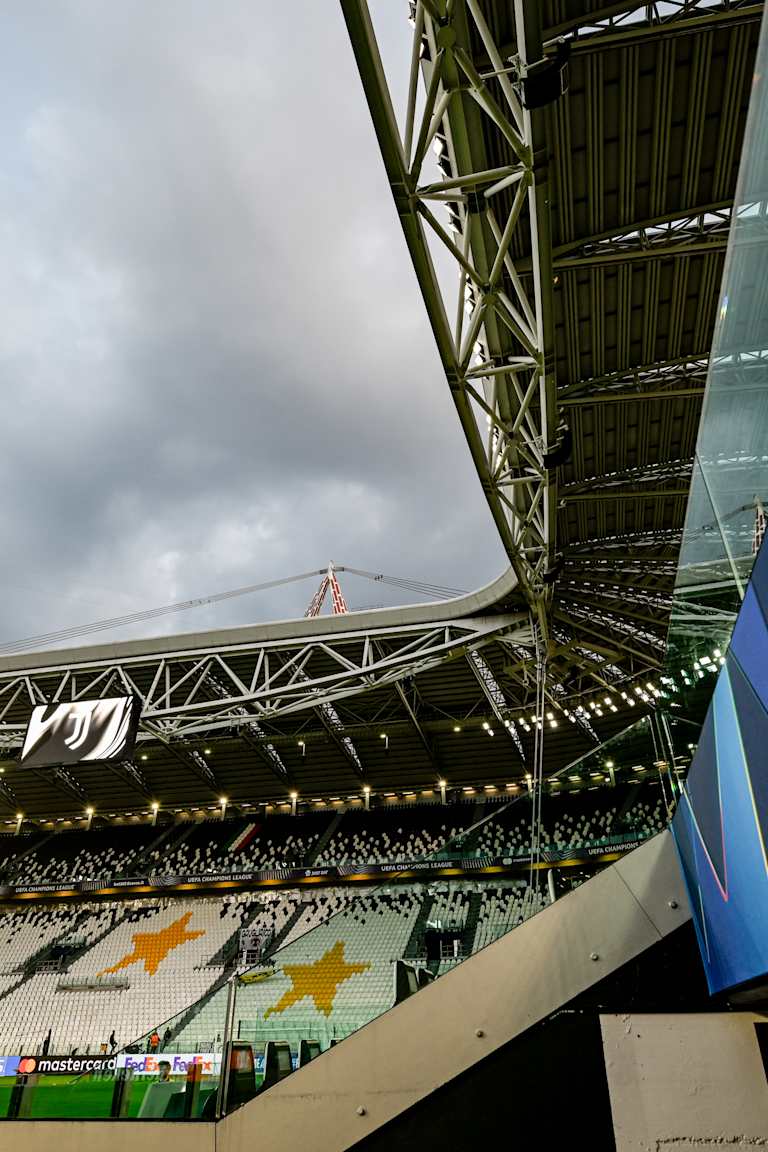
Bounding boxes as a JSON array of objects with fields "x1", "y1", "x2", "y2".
[
  {"x1": 602, "y1": 1012, "x2": 768, "y2": 1149},
  {"x1": 0, "y1": 1121, "x2": 214, "y2": 1152},
  {"x1": 217, "y1": 832, "x2": 689, "y2": 1152}
]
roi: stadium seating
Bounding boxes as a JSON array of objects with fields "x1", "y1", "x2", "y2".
[
  {"x1": 174, "y1": 886, "x2": 425, "y2": 1052},
  {"x1": 313, "y1": 804, "x2": 474, "y2": 866},
  {"x1": 145, "y1": 813, "x2": 330, "y2": 876},
  {"x1": 0, "y1": 789, "x2": 668, "y2": 887},
  {"x1": 10, "y1": 826, "x2": 157, "y2": 884},
  {"x1": 0, "y1": 784, "x2": 671, "y2": 1055},
  {"x1": 0, "y1": 892, "x2": 302, "y2": 1054},
  {"x1": 473, "y1": 882, "x2": 547, "y2": 951},
  {"x1": 469, "y1": 787, "x2": 667, "y2": 858}
]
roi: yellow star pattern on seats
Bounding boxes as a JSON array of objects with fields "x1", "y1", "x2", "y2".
[
  {"x1": 265, "y1": 941, "x2": 371, "y2": 1018},
  {"x1": 97, "y1": 911, "x2": 205, "y2": 978}
]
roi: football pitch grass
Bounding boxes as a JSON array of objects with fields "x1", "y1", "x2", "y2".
[{"x1": 0, "y1": 1074, "x2": 152, "y2": 1118}]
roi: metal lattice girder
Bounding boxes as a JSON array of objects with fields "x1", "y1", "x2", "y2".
[
  {"x1": 467, "y1": 649, "x2": 524, "y2": 757},
  {"x1": 206, "y1": 670, "x2": 290, "y2": 783},
  {"x1": 0, "y1": 772, "x2": 19, "y2": 810},
  {"x1": 562, "y1": 526, "x2": 683, "y2": 554},
  {"x1": 391, "y1": 677, "x2": 446, "y2": 775},
  {"x1": 111, "y1": 759, "x2": 153, "y2": 800},
  {"x1": 46, "y1": 765, "x2": 88, "y2": 804},
  {"x1": 146, "y1": 735, "x2": 219, "y2": 793},
  {"x1": 340, "y1": 0, "x2": 560, "y2": 632},
  {"x1": 560, "y1": 458, "x2": 694, "y2": 501},
  {"x1": 544, "y1": 0, "x2": 763, "y2": 44},
  {"x1": 550, "y1": 204, "x2": 731, "y2": 268},
  {"x1": 0, "y1": 612, "x2": 530, "y2": 749},
  {"x1": 558, "y1": 354, "x2": 710, "y2": 404},
  {"x1": 554, "y1": 599, "x2": 666, "y2": 662}
]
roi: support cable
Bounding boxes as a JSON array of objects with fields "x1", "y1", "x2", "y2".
[
  {"x1": 0, "y1": 566, "x2": 466, "y2": 655},
  {"x1": 525, "y1": 622, "x2": 547, "y2": 918}
]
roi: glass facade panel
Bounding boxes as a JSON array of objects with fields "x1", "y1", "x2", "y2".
[{"x1": 670, "y1": 12, "x2": 768, "y2": 665}]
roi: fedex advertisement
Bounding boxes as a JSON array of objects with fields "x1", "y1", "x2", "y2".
[{"x1": 117, "y1": 1053, "x2": 222, "y2": 1076}]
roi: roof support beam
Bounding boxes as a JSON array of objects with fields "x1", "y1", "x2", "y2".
[
  {"x1": 392, "y1": 678, "x2": 445, "y2": 777},
  {"x1": 554, "y1": 235, "x2": 726, "y2": 269},
  {"x1": 30, "y1": 766, "x2": 88, "y2": 807},
  {"x1": 141, "y1": 726, "x2": 220, "y2": 796},
  {"x1": 544, "y1": 1, "x2": 763, "y2": 45},
  {"x1": 0, "y1": 773, "x2": 20, "y2": 812},
  {"x1": 109, "y1": 759, "x2": 153, "y2": 802},
  {"x1": 558, "y1": 354, "x2": 709, "y2": 401},
  {"x1": 339, "y1": 0, "x2": 558, "y2": 638},
  {"x1": 562, "y1": 488, "x2": 689, "y2": 502},
  {"x1": 552, "y1": 202, "x2": 732, "y2": 259},
  {"x1": 560, "y1": 386, "x2": 704, "y2": 405}
]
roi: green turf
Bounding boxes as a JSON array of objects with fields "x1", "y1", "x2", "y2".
[
  {"x1": 0, "y1": 1072, "x2": 262, "y2": 1120},
  {"x1": 0, "y1": 1075, "x2": 206, "y2": 1119}
]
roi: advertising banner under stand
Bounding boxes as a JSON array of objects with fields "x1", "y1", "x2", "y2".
[
  {"x1": 7, "y1": 1054, "x2": 224, "y2": 1077},
  {"x1": 1, "y1": 836, "x2": 648, "y2": 900},
  {"x1": 17, "y1": 1054, "x2": 118, "y2": 1075},
  {"x1": 117, "y1": 1053, "x2": 221, "y2": 1076}
]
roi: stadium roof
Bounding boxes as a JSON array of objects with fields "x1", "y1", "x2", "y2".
[{"x1": 0, "y1": 0, "x2": 760, "y2": 819}]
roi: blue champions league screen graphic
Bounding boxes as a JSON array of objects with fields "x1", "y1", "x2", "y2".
[{"x1": 673, "y1": 541, "x2": 768, "y2": 994}]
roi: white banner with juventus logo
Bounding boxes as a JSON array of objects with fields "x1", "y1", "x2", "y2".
[{"x1": 20, "y1": 696, "x2": 140, "y2": 768}]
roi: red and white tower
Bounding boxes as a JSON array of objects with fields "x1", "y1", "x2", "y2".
[{"x1": 304, "y1": 563, "x2": 348, "y2": 617}]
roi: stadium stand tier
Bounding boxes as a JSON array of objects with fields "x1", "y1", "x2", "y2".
[
  {"x1": 0, "y1": 785, "x2": 670, "y2": 1054},
  {"x1": 0, "y1": 787, "x2": 668, "y2": 884}
]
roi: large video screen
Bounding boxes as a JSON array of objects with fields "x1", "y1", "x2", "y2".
[
  {"x1": 20, "y1": 696, "x2": 140, "y2": 768},
  {"x1": 672, "y1": 540, "x2": 768, "y2": 995}
]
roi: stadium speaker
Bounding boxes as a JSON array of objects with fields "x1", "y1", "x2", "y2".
[
  {"x1": 541, "y1": 555, "x2": 564, "y2": 584},
  {"x1": 543, "y1": 425, "x2": 573, "y2": 469},
  {"x1": 521, "y1": 42, "x2": 570, "y2": 110}
]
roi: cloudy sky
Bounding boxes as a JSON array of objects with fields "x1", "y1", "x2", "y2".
[{"x1": 0, "y1": 1, "x2": 505, "y2": 652}]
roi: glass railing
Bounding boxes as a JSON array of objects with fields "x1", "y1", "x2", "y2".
[{"x1": 0, "y1": 997, "x2": 227, "y2": 1120}]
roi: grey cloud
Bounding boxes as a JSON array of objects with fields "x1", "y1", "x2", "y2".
[{"x1": 0, "y1": 1, "x2": 506, "y2": 650}]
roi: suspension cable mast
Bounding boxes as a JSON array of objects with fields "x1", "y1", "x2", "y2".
[{"x1": 305, "y1": 563, "x2": 349, "y2": 617}]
